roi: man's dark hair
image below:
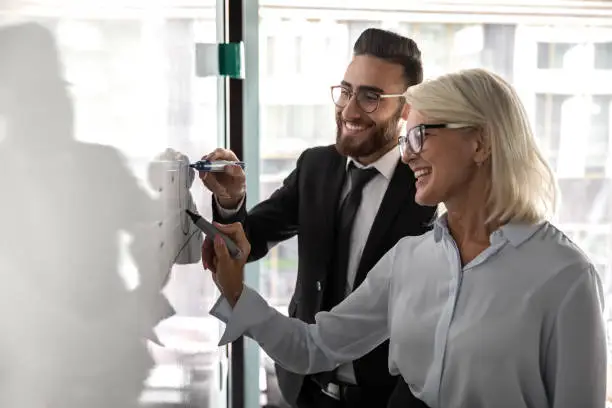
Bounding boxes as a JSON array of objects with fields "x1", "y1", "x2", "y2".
[{"x1": 353, "y1": 28, "x2": 423, "y2": 87}]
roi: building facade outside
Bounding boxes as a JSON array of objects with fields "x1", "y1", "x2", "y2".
[{"x1": 257, "y1": 2, "x2": 612, "y2": 405}]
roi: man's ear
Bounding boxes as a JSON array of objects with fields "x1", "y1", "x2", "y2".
[{"x1": 401, "y1": 102, "x2": 410, "y2": 121}]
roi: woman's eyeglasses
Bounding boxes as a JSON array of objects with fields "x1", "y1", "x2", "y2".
[{"x1": 399, "y1": 123, "x2": 473, "y2": 155}]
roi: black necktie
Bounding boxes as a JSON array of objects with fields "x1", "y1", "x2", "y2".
[
  {"x1": 313, "y1": 164, "x2": 378, "y2": 389},
  {"x1": 323, "y1": 163, "x2": 379, "y2": 311}
]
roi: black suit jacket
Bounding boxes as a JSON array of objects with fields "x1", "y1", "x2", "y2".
[{"x1": 213, "y1": 145, "x2": 437, "y2": 406}]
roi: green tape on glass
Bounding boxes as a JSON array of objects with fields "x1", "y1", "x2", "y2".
[{"x1": 218, "y1": 42, "x2": 244, "y2": 79}]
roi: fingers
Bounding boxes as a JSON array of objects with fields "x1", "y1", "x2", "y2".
[
  {"x1": 202, "y1": 148, "x2": 239, "y2": 162},
  {"x1": 213, "y1": 235, "x2": 230, "y2": 265},
  {"x1": 213, "y1": 222, "x2": 251, "y2": 257},
  {"x1": 198, "y1": 149, "x2": 243, "y2": 198},
  {"x1": 201, "y1": 238, "x2": 216, "y2": 273},
  {"x1": 199, "y1": 171, "x2": 231, "y2": 198},
  {"x1": 202, "y1": 239, "x2": 220, "y2": 288},
  {"x1": 224, "y1": 164, "x2": 245, "y2": 178}
]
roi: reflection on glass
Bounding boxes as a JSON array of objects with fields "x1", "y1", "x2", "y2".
[{"x1": 0, "y1": 3, "x2": 225, "y2": 407}]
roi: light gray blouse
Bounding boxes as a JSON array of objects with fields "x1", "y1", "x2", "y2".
[{"x1": 211, "y1": 217, "x2": 607, "y2": 408}]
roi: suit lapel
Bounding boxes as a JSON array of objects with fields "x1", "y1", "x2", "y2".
[
  {"x1": 353, "y1": 161, "x2": 414, "y2": 288},
  {"x1": 315, "y1": 151, "x2": 347, "y2": 282}
]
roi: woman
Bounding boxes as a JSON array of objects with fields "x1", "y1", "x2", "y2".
[{"x1": 205, "y1": 68, "x2": 606, "y2": 408}]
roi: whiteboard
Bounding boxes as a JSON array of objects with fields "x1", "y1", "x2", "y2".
[{"x1": 0, "y1": 12, "x2": 223, "y2": 408}]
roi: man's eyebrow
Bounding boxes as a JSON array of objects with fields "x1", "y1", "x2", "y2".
[
  {"x1": 340, "y1": 81, "x2": 385, "y2": 94},
  {"x1": 359, "y1": 85, "x2": 385, "y2": 93}
]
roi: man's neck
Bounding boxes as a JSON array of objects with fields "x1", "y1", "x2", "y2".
[{"x1": 354, "y1": 141, "x2": 396, "y2": 166}]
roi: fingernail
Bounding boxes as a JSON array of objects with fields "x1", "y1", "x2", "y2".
[{"x1": 214, "y1": 235, "x2": 223, "y2": 245}]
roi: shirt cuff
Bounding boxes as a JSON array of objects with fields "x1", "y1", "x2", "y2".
[
  {"x1": 210, "y1": 286, "x2": 275, "y2": 345},
  {"x1": 214, "y1": 195, "x2": 244, "y2": 218}
]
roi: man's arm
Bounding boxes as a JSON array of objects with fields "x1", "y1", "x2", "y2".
[{"x1": 211, "y1": 150, "x2": 307, "y2": 262}]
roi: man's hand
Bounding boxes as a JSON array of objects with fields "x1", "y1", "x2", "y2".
[
  {"x1": 202, "y1": 222, "x2": 251, "y2": 307},
  {"x1": 198, "y1": 148, "x2": 246, "y2": 209}
]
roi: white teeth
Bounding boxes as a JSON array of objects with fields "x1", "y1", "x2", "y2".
[
  {"x1": 414, "y1": 168, "x2": 432, "y2": 178},
  {"x1": 345, "y1": 122, "x2": 368, "y2": 131}
]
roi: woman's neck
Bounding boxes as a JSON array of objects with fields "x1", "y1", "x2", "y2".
[
  {"x1": 443, "y1": 179, "x2": 501, "y2": 265},
  {"x1": 446, "y1": 209, "x2": 494, "y2": 244}
]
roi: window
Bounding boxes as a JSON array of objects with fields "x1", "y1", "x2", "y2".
[
  {"x1": 589, "y1": 95, "x2": 612, "y2": 174},
  {"x1": 482, "y1": 24, "x2": 516, "y2": 80},
  {"x1": 295, "y1": 35, "x2": 303, "y2": 74},
  {"x1": 346, "y1": 20, "x2": 381, "y2": 49},
  {"x1": 537, "y1": 42, "x2": 577, "y2": 69},
  {"x1": 400, "y1": 23, "x2": 487, "y2": 78},
  {"x1": 535, "y1": 93, "x2": 569, "y2": 170},
  {"x1": 256, "y1": 7, "x2": 612, "y2": 408},
  {"x1": 266, "y1": 35, "x2": 276, "y2": 76},
  {"x1": 262, "y1": 104, "x2": 335, "y2": 146},
  {"x1": 595, "y1": 42, "x2": 612, "y2": 70},
  {"x1": 536, "y1": 93, "x2": 612, "y2": 176}
]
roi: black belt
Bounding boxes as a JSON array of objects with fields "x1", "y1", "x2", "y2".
[
  {"x1": 312, "y1": 377, "x2": 360, "y2": 401},
  {"x1": 306, "y1": 376, "x2": 431, "y2": 408}
]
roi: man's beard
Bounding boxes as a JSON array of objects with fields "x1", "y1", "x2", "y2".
[{"x1": 335, "y1": 108, "x2": 402, "y2": 158}]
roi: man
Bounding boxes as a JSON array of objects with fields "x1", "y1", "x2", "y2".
[{"x1": 200, "y1": 28, "x2": 436, "y2": 408}]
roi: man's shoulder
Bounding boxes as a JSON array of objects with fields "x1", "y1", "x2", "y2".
[{"x1": 298, "y1": 144, "x2": 342, "y2": 166}]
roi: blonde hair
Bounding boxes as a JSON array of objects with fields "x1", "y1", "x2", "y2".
[{"x1": 404, "y1": 68, "x2": 558, "y2": 224}]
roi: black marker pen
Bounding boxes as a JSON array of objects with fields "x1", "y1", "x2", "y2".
[{"x1": 185, "y1": 210, "x2": 242, "y2": 259}]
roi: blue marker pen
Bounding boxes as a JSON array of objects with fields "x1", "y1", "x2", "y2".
[{"x1": 189, "y1": 160, "x2": 245, "y2": 172}]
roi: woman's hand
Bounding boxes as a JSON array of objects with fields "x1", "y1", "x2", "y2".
[{"x1": 201, "y1": 222, "x2": 251, "y2": 307}]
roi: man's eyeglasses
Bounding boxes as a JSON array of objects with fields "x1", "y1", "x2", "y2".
[
  {"x1": 399, "y1": 123, "x2": 473, "y2": 155},
  {"x1": 331, "y1": 85, "x2": 404, "y2": 114}
]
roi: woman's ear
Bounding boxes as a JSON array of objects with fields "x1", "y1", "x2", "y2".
[{"x1": 473, "y1": 127, "x2": 491, "y2": 165}]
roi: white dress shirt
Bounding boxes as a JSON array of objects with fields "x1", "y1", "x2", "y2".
[
  {"x1": 334, "y1": 147, "x2": 399, "y2": 383},
  {"x1": 210, "y1": 217, "x2": 607, "y2": 408},
  {"x1": 216, "y1": 147, "x2": 400, "y2": 383}
]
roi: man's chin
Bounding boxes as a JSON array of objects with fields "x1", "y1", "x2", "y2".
[{"x1": 335, "y1": 140, "x2": 374, "y2": 158}]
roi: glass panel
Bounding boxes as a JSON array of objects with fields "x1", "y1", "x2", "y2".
[
  {"x1": 537, "y1": 42, "x2": 577, "y2": 69},
  {"x1": 595, "y1": 42, "x2": 612, "y2": 70},
  {"x1": 0, "y1": 1, "x2": 226, "y2": 407},
  {"x1": 256, "y1": 5, "x2": 612, "y2": 408}
]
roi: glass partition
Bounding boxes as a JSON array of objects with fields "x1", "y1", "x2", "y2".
[{"x1": 0, "y1": 1, "x2": 229, "y2": 407}]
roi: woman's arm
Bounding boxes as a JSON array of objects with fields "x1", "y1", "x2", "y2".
[
  {"x1": 544, "y1": 264, "x2": 607, "y2": 408},
  {"x1": 209, "y1": 232, "x2": 397, "y2": 375}
]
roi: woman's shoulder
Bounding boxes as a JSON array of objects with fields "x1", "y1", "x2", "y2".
[
  {"x1": 396, "y1": 228, "x2": 437, "y2": 246},
  {"x1": 520, "y1": 221, "x2": 595, "y2": 280},
  {"x1": 391, "y1": 229, "x2": 440, "y2": 261},
  {"x1": 532, "y1": 222, "x2": 591, "y2": 260}
]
